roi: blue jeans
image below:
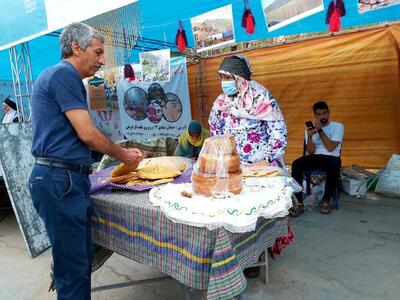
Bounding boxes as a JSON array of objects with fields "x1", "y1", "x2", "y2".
[{"x1": 29, "y1": 164, "x2": 93, "y2": 300}]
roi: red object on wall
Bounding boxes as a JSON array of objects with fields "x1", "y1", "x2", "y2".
[
  {"x1": 326, "y1": 0, "x2": 346, "y2": 33},
  {"x1": 241, "y1": 0, "x2": 256, "y2": 34},
  {"x1": 124, "y1": 64, "x2": 135, "y2": 81},
  {"x1": 329, "y1": 8, "x2": 341, "y2": 33},
  {"x1": 175, "y1": 21, "x2": 188, "y2": 51}
]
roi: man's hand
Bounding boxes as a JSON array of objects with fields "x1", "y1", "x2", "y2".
[
  {"x1": 314, "y1": 119, "x2": 322, "y2": 130},
  {"x1": 313, "y1": 119, "x2": 341, "y2": 152},
  {"x1": 307, "y1": 127, "x2": 318, "y2": 137},
  {"x1": 118, "y1": 148, "x2": 143, "y2": 165},
  {"x1": 65, "y1": 109, "x2": 145, "y2": 163}
]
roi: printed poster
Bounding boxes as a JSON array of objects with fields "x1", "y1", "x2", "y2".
[
  {"x1": 140, "y1": 49, "x2": 170, "y2": 82},
  {"x1": 262, "y1": 0, "x2": 324, "y2": 32},
  {"x1": 358, "y1": 0, "x2": 400, "y2": 13},
  {"x1": 191, "y1": 5, "x2": 235, "y2": 52},
  {"x1": 117, "y1": 56, "x2": 191, "y2": 140},
  {"x1": 89, "y1": 109, "x2": 124, "y2": 142}
]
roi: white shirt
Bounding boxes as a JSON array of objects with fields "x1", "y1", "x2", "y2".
[
  {"x1": 2, "y1": 109, "x2": 18, "y2": 124},
  {"x1": 305, "y1": 121, "x2": 344, "y2": 157}
]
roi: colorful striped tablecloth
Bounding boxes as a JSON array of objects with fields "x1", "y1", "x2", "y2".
[{"x1": 91, "y1": 190, "x2": 288, "y2": 300}]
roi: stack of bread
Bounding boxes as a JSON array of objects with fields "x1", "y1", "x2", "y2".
[
  {"x1": 192, "y1": 135, "x2": 243, "y2": 197},
  {"x1": 106, "y1": 161, "x2": 183, "y2": 186},
  {"x1": 105, "y1": 161, "x2": 140, "y2": 184}
]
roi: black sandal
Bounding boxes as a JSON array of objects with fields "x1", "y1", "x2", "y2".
[
  {"x1": 289, "y1": 203, "x2": 304, "y2": 218},
  {"x1": 320, "y1": 201, "x2": 331, "y2": 214}
]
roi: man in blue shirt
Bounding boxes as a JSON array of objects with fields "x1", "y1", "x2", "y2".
[{"x1": 29, "y1": 22, "x2": 143, "y2": 299}]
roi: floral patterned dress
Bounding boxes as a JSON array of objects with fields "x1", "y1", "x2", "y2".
[{"x1": 208, "y1": 80, "x2": 288, "y2": 166}]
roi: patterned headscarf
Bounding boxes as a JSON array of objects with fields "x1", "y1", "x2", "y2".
[
  {"x1": 218, "y1": 55, "x2": 252, "y2": 80},
  {"x1": 216, "y1": 56, "x2": 284, "y2": 121}
]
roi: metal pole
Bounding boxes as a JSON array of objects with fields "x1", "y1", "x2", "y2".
[{"x1": 8, "y1": 42, "x2": 34, "y2": 122}]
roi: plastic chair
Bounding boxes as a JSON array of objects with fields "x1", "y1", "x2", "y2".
[
  {"x1": 302, "y1": 139, "x2": 341, "y2": 209},
  {"x1": 304, "y1": 170, "x2": 340, "y2": 209}
]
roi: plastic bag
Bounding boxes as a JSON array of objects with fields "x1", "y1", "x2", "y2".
[
  {"x1": 192, "y1": 135, "x2": 243, "y2": 197},
  {"x1": 375, "y1": 154, "x2": 400, "y2": 197}
]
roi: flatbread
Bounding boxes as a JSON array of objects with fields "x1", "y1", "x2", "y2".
[
  {"x1": 178, "y1": 163, "x2": 187, "y2": 172},
  {"x1": 242, "y1": 168, "x2": 284, "y2": 178},
  {"x1": 137, "y1": 156, "x2": 192, "y2": 171},
  {"x1": 119, "y1": 174, "x2": 139, "y2": 184},
  {"x1": 111, "y1": 162, "x2": 139, "y2": 177},
  {"x1": 126, "y1": 177, "x2": 174, "y2": 186},
  {"x1": 137, "y1": 164, "x2": 181, "y2": 180},
  {"x1": 106, "y1": 172, "x2": 138, "y2": 183}
]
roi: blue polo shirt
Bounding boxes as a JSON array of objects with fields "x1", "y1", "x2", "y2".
[{"x1": 31, "y1": 60, "x2": 91, "y2": 166}]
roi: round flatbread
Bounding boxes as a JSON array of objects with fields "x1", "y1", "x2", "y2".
[
  {"x1": 111, "y1": 161, "x2": 139, "y2": 177},
  {"x1": 137, "y1": 164, "x2": 181, "y2": 180},
  {"x1": 242, "y1": 167, "x2": 284, "y2": 178},
  {"x1": 106, "y1": 172, "x2": 137, "y2": 183},
  {"x1": 126, "y1": 177, "x2": 174, "y2": 186}
]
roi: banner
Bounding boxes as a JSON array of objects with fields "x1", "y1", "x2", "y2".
[
  {"x1": 117, "y1": 56, "x2": 191, "y2": 140},
  {"x1": 0, "y1": 0, "x2": 138, "y2": 50},
  {"x1": 262, "y1": 0, "x2": 324, "y2": 32},
  {"x1": 89, "y1": 109, "x2": 124, "y2": 142},
  {"x1": 0, "y1": 0, "x2": 48, "y2": 50}
]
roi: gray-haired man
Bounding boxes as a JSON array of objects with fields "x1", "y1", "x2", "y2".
[{"x1": 29, "y1": 22, "x2": 143, "y2": 299}]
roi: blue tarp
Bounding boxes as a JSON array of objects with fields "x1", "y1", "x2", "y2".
[
  {"x1": 0, "y1": 0, "x2": 48, "y2": 48},
  {"x1": 0, "y1": 0, "x2": 399, "y2": 80}
]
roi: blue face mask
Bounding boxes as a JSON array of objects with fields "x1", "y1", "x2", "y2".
[{"x1": 221, "y1": 80, "x2": 238, "y2": 95}]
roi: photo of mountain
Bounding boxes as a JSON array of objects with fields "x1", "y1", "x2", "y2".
[
  {"x1": 140, "y1": 49, "x2": 170, "y2": 82},
  {"x1": 358, "y1": 0, "x2": 400, "y2": 13},
  {"x1": 191, "y1": 5, "x2": 235, "y2": 52},
  {"x1": 262, "y1": 0, "x2": 324, "y2": 31}
]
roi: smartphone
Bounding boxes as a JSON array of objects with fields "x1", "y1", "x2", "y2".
[{"x1": 305, "y1": 121, "x2": 315, "y2": 129}]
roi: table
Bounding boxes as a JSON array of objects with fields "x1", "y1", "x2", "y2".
[{"x1": 91, "y1": 190, "x2": 289, "y2": 300}]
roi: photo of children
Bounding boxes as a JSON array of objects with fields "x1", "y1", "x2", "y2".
[
  {"x1": 123, "y1": 86, "x2": 149, "y2": 121},
  {"x1": 162, "y1": 92, "x2": 182, "y2": 122}
]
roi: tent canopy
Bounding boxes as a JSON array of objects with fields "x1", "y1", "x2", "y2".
[
  {"x1": 0, "y1": 0, "x2": 399, "y2": 80},
  {"x1": 186, "y1": 25, "x2": 400, "y2": 168}
]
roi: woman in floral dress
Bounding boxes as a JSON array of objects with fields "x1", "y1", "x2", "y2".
[
  {"x1": 208, "y1": 55, "x2": 290, "y2": 279},
  {"x1": 208, "y1": 55, "x2": 288, "y2": 167}
]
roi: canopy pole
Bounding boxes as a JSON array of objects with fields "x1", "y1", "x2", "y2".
[{"x1": 8, "y1": 42, "x2": 34, "y2": 122}]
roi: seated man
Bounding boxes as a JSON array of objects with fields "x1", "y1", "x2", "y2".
[{"x1": 291, "y1": 101, "x2": 344, "y2": 216}]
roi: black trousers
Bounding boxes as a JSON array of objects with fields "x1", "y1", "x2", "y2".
[{"x1": 291, "y1": 154, "x2": 341, "y2": 203}]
